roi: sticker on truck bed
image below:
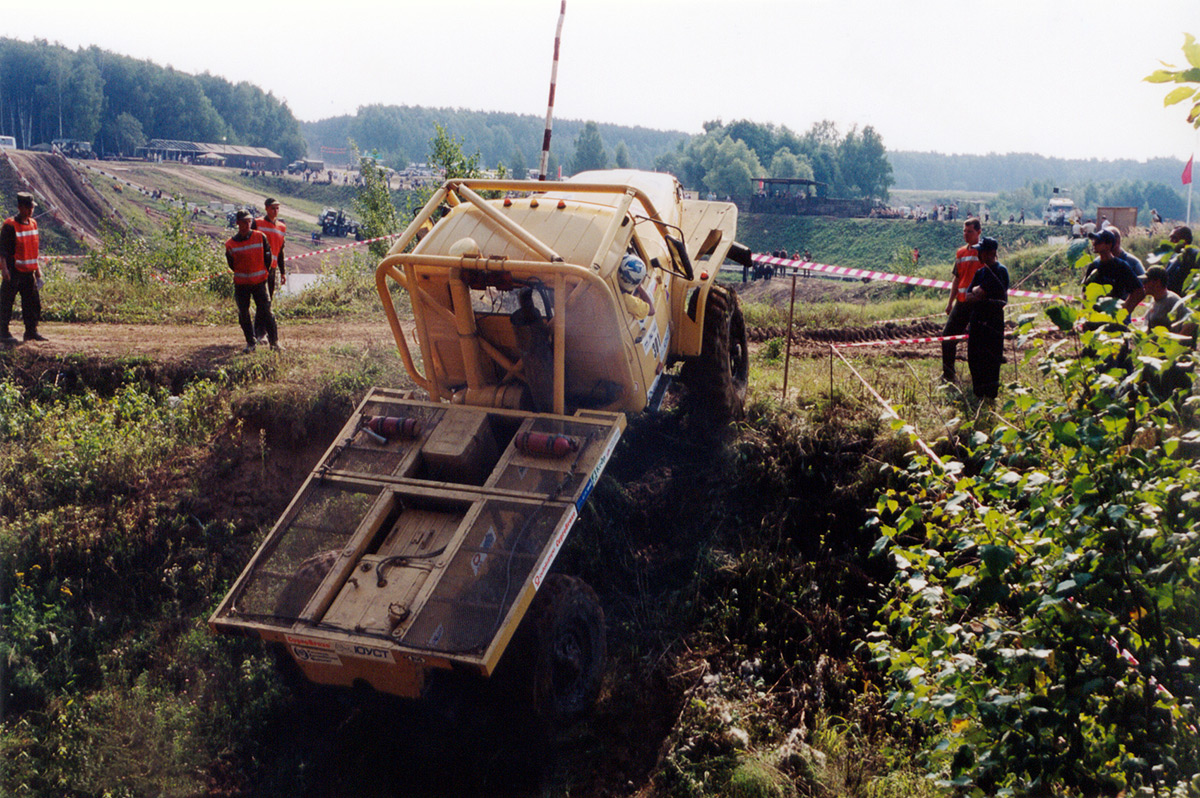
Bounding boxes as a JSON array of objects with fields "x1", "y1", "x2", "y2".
[
  {"x1": 532, "y1": 505, "x2": 578, "y2": 589},
  {"x1": 287, "y1": 634, "x2": 395, "y2": 665},
  {"x1": 575, "y1": 427, "x2": 621, "y2": 512},
  {"x1": 471, "y1": 525, "x2": 498, "y2": 576}
]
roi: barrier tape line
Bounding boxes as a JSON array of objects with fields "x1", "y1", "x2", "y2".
[
  {"x1": 833, "y1": 333, "x2": 966, "y2": 349},
  {"x1": 289, "y1": 234, "x2": 402, "y2": 262},
  {"x1": 827, "y1": 323, "x2": 1072, "y2": 351},
  {"x1": 750, "y1": 253, "x2": 1077, "y2": 302}
]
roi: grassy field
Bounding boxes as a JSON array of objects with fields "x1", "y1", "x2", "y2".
[{"x1": 738, "y1": 213, "x2": 1060, "y2": 272}]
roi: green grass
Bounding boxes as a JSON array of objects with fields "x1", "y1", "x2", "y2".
[{"x1": 739, "y1": 215, "x2": 1059, "y2": 271}]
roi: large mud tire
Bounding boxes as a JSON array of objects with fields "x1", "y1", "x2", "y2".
[
  {"x1": 526, "y1": 574, "x2": 607, "y2": 727},
  {"x1": 680, "y1": 285, "x2": 749, "y2": 424}
]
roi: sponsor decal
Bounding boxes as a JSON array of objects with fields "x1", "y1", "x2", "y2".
[
  {"x1": 576, "y1": 429, "x2": 620, "y2": 511},
  {"x1": 532, "y1": 506, "x2": 577, "y2": 589},
  {"x1": 641, "y1": 318, "x2": 660, "y2": 356},
  {"x1": 471, "y1": 525, "x2": 497, "y2": 576},
  {"x1": 290, "y1": 644, "x2": 342, "y2": 666},
  {"x1": 286, "y1": 634, "x2": 395, "y2": 664}
]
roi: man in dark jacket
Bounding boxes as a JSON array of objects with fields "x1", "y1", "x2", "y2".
[{"x1": 960, "y1": 237, "x2": 1009, "y2": 400}]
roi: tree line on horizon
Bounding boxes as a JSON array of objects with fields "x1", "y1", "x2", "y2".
[
  {"x1": 0, "y1": 38, "x2": 305, "y2": 161},
  {"x1": 1, "y1": 36, "x2": 1186, "y2": 213}
]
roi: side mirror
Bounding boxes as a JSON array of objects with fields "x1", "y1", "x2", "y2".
[
  {"x1": 727, "y1": 242, "x2": 754, "y2": 270},
  {"x1": 665, "y1": 235, "x2": 694, "y2": 281}
]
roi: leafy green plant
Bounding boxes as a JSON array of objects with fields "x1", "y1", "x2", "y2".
[
  {"x1": 79, "y1": 203, "x2": 223, "y2": 288},
  {"x1": 1146, "y1": 33, "x2": 1200, "y2": 128},
  {"x1": 0, "y1": 566, "x2": 79, "y2": 712},
  {"x1": 869, "y1": 297, "x2": 1200, "y2": 795},
  {"x1": 352, "y1": 151, "x2": 400, "y2": 259}
]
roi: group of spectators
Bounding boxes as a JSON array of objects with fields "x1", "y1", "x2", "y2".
[
  {"x1": 224, "y1": 197, "x2": 288, "y2": 353},
  {"x1": 0, "y1": 191, "x2": 291, "y2": 354},
  {"x1": 939, "y1": 217, "x2": 1197, "y2": 401},
  {"x1": 744, "y1": 249, "x2": 815, "y2": 282}
]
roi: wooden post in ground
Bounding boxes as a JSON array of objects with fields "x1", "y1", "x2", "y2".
[
  {"x1": 829, "y1": 344, "x2": 835, "y2": 408},
  {"x1": 781, "y1": 270, "x2": 797, "y2": 403}
]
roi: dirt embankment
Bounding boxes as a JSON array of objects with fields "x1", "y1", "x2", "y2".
[{"x1": 5, "y1": 151, "x2": 108, "y2": 245}]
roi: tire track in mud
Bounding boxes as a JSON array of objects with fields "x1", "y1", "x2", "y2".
[{"x1": 749, "y1": 320, "x2": 944, "y2": 345}]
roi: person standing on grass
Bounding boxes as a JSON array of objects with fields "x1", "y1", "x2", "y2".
[
  {"x1": 941, "y1": 217, "x2": 983, "y2": 382},
  {"x1": 225, "y1": 209, "x2": 280, "y2": 353},
  {"x1": 0, "y1": 192, "x2": 46, "y2": 344},
  {"x1": 252, "y1": 197, "x2": 287, "y2": 341},
  {"x1": 1083, "y1": 229, "x2": 1145, "y2": 312},
  {"x1": 961, "y1": 237, "x2": 1009, "y2": 400}
]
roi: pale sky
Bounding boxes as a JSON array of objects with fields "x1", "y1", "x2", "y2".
[{"x1": 5, "y1": 0, "x2": 1198, "y2": 163}]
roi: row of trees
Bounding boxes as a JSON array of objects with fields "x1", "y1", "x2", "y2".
[
  {"x1": 306, "y1": 104, "x2": 687, "y2": 177},
  {"x1": 987, "y1": 178, "x2": 1187, "y2": 224},
  {"x1": 310, "y1": 108, "x2": 896, "y2": 201},
  {"x1": 0, "y1": 38, "x2": 305, "y2": 161},
  {"x1": 650, "y1": 119, "x2": 894, "y2": 200},
  {"x1": 891, "y1": 150, "x2": 1188, "y2": 194}
]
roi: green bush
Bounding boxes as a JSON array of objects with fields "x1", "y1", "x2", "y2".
[{"x1": 869, "y1": 293, "x2": 1200, "y2": 795}]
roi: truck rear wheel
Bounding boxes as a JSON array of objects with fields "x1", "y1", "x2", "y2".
[
  {"x1": 680, "y1": 285, "x2": 749, "y2": 423},
  {"x1": 528, "y1": 574, "x2": 606, "y2": 726}
]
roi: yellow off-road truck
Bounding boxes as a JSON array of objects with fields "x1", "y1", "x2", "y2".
[{"x1": 210, "y1": 170, "x2": 751, "y2": 723}]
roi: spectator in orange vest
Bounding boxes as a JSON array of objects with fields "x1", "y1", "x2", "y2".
[
  {"x1": 225, "y1": 209, "x2": 280, "y2": 353},
  {"x1": 0, "y1": 192, "x2": 45, "y2": 343},
  {"x1": 941, "y1": 217, "x2": 983, "y2": 382},
  {"x1": 252, "y1": 197, "x2": 287, "y2": 341}
]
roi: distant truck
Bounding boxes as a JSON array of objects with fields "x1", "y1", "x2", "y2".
[
  {"x1": 319, "y1": 208, "x2": 362, "y2": 238},
  {"x1": 51, "y1": 139, "x2": 96, "y2": 159},
  {"x1": 288, "y1": 158, "x2": 325, "y2": 174},
  {"x1": 1043, "y1": 197, "x2": 1075, "y2": 226}
]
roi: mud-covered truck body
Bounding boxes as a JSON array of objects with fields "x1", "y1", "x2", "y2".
[
  {"x1": 376, "y1": 170, "x2": 750, "y2": 418},
  {"x1": 211, "y1": 170, "x2": 749, "y2": 719}
]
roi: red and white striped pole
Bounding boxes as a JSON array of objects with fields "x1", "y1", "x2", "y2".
[{"x1": 538, "y1": 0, "x2": 566, "y2": 181}]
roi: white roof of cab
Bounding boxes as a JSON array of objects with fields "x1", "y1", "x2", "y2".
[{"x1": 546, "y1": 169, "x2": 681, "y2": 226}]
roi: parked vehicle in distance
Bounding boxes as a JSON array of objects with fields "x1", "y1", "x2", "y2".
[
  {"x1": 288, "y1": 158, "x2": 325, "y2": 174},
  {"x1": 1043, "y1": 197, "x2": 1075, "y2": 226},
  {"x1": 51, "y1": 138, "x2": 96, "y2": 159},
  {"x1": 0, "y1": 135, "x2": 16, "y2": 151}
]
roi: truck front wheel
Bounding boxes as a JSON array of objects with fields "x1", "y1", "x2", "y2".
[
  {"x1": 528, "y1": 574, "x2": 606, "y2": 725},
  {"x1": 680, "y1": 285, "x2": 749, "y2": 424}
]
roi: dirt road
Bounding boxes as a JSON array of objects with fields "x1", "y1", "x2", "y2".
[
  {"x1": 95, "y1": 162, "x2": 321, "y2": 225},
  {"x1": 11, "y1": 319, "x2": 405, "y2": 369}
]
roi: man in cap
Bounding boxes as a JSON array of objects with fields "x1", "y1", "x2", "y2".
[
  {"x1": 225, "y1": 209, "x2": 279, "y2": 353},
  {"x1": 1109, "y1": 227, "x2": 1144, "y2": 278},
  {"x1": 959, "y1": 237, "x2": 1009, "y2": 400},
  {"x1": 251, "y1": 197, "x2": 287, "y2": 341},
  {"x1": 1164, "y1": 226, "x2": 1198, "y2": 295},
  {"x1": 1083, "y1": 228, "x2": 1144, "y2": 312},
  {"x1": 0, "y1": 192, "x2": 45, "y2": 343},
  {"x1": 940, "y1": 217, "x2": 983, "y2": 382}
]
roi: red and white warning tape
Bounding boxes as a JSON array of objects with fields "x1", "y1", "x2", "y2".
[
  {"x1": 288, "y1": 233, "x2": 402, "y2": 262},
  {"x1": 751, "y1": 253, "x2": 1077, "y2": 302},
  {"x1": 1108, "y1": 637, "x2": 1172, "y2": 698},
  {"x1": 833, "y1": 333, "x2": 966, "y2": 349}
]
